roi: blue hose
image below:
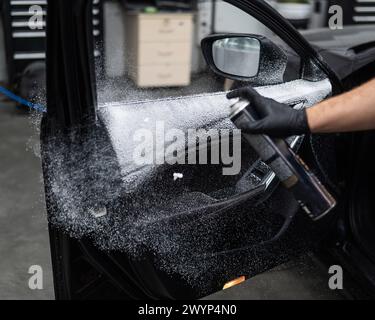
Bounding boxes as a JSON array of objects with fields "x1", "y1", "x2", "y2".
[{"x1": 0, "y1": 86, "x2": 46, "y2": 113}]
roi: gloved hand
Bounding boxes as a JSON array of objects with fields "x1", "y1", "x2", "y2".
[{"x1": 227, "y1": 87, "x2": 310, "y2": 137}]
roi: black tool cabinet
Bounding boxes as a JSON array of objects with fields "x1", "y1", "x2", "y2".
[
  {"x1": 329, "y1": 0, "x2": 375, "y2": 25},
  {"x1": 1, "y1": 0, "x2": 104, "y2": 84}
]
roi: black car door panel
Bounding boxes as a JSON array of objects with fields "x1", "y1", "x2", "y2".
[{"x1": 43, "y1": 79, "x2": 332, "y2": 298}]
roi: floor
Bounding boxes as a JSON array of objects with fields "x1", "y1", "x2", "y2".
[{"x1": 0, "y1": 101, "x2": 54, "y2": 300}]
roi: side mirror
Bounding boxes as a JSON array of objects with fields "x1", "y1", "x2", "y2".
[{"x1": 201, "y1": 34, "x2": 288, "y2": 85}]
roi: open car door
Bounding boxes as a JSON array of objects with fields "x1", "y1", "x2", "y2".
[{"x1": 43, "y1": 0, "x2": 344, "y2": 299}]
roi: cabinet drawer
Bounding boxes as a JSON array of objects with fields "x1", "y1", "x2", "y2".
[
  {"x1": 137, "y1": 14, "x2": 193, "y2": 42},
  {"x1": 135, "y1": 64, "x2": 191, "y2": 87},
  {"x1": 138, "y1": 42, "x2": 191, "y2": 65},
  {"x1": 12, "y1": 35, "x2": 46, "y2": 52}
]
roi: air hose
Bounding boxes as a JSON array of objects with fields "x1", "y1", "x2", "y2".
[{"x1": 0, "y1": 86, "x2": 46, "y2": 113}]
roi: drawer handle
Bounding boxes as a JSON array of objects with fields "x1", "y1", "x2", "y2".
[
  {"x1": 159, "y1": 29, "x2": 174, "y2": 34},
  {"x1": 157, "y1": 73, "x2": 172, "y2": 79},
  {"x1": 158, "y1": 51, "x2": 173, "y2": 57}
]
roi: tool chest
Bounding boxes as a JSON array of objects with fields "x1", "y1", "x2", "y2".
[
  {"x1": 1, "y1": 0, "x2": 104, "y2": 82},
  {"x1": 330, "y1": 0, "x2": 375, "y2": 25}
]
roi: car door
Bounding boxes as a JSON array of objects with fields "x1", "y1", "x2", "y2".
[{"x1": 42, "y1": 0, "x2": 345, "y2": 300}]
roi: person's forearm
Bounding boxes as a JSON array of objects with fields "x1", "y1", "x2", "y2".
[{"x1": 307, "y1": 79, "x2": 375, "y2": 133}]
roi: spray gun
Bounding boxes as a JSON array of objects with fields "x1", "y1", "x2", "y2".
[{"x1": 229, "y1": 98, "x2": 336, "y2": 221}]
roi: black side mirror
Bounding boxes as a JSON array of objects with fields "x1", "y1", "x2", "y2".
[{"x1": 201, "y1": 34, "x2": 288, "y2": 85}]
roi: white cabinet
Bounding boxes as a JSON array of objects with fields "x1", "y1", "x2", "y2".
[{"x1": 125, "y1": 13, "x2": 193, "y2": 87}]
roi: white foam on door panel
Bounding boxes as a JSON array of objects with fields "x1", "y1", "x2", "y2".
[{"x1": 99, "y1": 79, "x2": 331, "y2": 190}]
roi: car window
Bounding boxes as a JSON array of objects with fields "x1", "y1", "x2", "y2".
[{"x1": 95, "y1": 1, "x2": 302, "y2": 106}]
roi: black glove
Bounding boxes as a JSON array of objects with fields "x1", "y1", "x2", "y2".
[{"x1": 227, "y1": 87, "x2": 310, "y2": 137}]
